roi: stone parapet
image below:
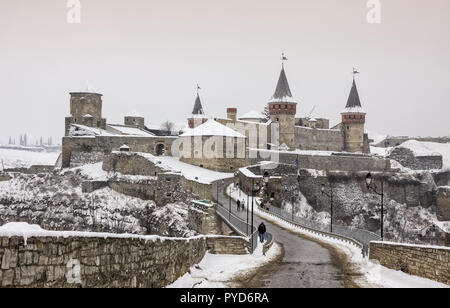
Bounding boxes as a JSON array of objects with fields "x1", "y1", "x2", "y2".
[{"x1": 369, "y1": 241, "x2": 450, "y2": 285}]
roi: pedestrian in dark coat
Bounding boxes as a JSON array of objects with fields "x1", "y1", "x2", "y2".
[
  {"x1": 237, "y1": 199, "x2": 241, "y2": 212},
  {"x1": 258, "y1": 222, "x2": 267, "y2": 243}
]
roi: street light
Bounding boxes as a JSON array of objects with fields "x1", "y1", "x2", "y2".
[
  {"x1": 251, "y1": 179, "x2": 260, "y2": 241},
  {"x1": 321, "y1": 183, "x2": 334, "y2": 233},
  {"x1": 366, "y1": 172, "x2": 385, "y2": 241}
]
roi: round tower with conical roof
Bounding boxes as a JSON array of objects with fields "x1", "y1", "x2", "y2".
[
  {"x1": 268, "y1": 63, "x2": 297, "y2": 150},
  {"x1": 188, "y1": 88, "x2": 208, "y2": 129},
  {"x1": 341, "y1": 76, "x2": 367, "y2": 153}
]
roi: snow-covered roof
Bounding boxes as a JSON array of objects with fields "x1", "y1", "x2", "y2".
[
  {"x1": 180, "y1": 120, "x2": 246, "y2": 138},
  {"x1": 269, "y1": 66, "x2": 298, "y2": 104},
  {"x1": 71, "y1": 80, "x2": 101, "y2": 94},
  {"x1": 309, "y1": 118, "x2": 317, "y2": 122},
  {"x1": 345, "y1": 79, "x2": 362, "y2": 109},
  {"x1": 83, "y1": 114, "x2": 94, "y2": 118},
  {"x1": 342, "y1": 106, "x2": 366, "y2": 114},
  {"x1": 239, "y1": 110, "x2": 265, "y2": 120},
  {"x1": 120, "y1": 144, "x2": 130, "y2": 150},
  {"x1": 70, "y1": 124, "x2": 115, "y2": 137},
  {"x1": 108, "y1": 125, "x2": 155, "y2": 137}
]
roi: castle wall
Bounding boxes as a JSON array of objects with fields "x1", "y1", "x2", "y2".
[
  {"x1": 271, "y1": 114, "x2": 295, "y2": 149},
  {"x1": 179, "y1": 136, "x2": 248, "y2": 172},
  {"x1": 249, "y1": 150, "x2": 391, "y2": 172},
  {"x1": 294, "y1": 126, "x2": 344, "y2": 151},
  {"x1": 62, "y1": 136, "x2": 176, "y2": 168}
]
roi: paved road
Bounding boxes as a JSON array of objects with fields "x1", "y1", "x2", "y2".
[{"x1": 215, "y1": 182, "x2": 345, "y2": 288}]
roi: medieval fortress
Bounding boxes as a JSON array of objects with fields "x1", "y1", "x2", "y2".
[{"x1": 62, "y1": 63, "x2": 371, "y2": 171}]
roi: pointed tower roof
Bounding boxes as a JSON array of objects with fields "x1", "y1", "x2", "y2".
[
  {"x1": 269, "y1": 66, "x2": 297, "y2": 103},
  {"x1": 191, "y1": 93, "x2": 206, "y2": 116},
  {"x1": 343, "y1": 78, "x2": 365, "y2": 113}
]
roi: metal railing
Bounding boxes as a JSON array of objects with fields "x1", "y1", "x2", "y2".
[
  {"x1": 215, "y1": 202, "x2": 260, "y2": 253},
  {"x1": 260, "y1": 204, "x2": 380, "y2": 256},
  {"x1": 213, "y1": 179, "x2": 273, "y2": 254}
]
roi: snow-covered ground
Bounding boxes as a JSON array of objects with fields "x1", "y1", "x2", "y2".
[
  {"x1": 167, "y1": 242, "x2": 281, "y2": 288},
  {"x1": 155, "y1": 155, "x2": 233, "y2": 184},
  {"x1": 0, "y1": 148, "x2": 60, "y2": 169},
  {"x1": 226, "y1": 186, "x2": 448, "y2": 288},
  {"x1": 371, "y1": 140, "x2": 450, "y2": 171}
]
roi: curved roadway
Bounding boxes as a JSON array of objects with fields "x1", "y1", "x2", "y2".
[{"x1": 215, "y1": 182, "x2": 346, "y2": 288}]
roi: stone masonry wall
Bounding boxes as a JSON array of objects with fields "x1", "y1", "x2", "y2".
[
  {"x1": 62, "y1": 136, "x2": 176, "y2": 168},
  {"x1": 102, "y1": 152, "x2": 167, "y2": 176},
  {"x1": 249, "y1": 150, "x2": 391, "y2": 172},
  {"x1": 0, "y1": 235, "x2": 206, "y2": 288},
  {"x1": 188, "y1": 202, "x2": 222, "y2": 235},
  {"x1": 295, "y1": 126, "x2": 344, "y2": 152},
  {"x1": 369, "y1": 242, "x2": 450, "y2": 285},
  {"x1": 0, "y1": 234, "x2": 250, "y2": 288}
]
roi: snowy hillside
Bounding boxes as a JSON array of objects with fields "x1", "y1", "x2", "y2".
[
  {"x1": 0, "y1": 148, "x2": 60, "y2": 169},
  {"x1": 0, "y1": 164, "x2": 196, "y2": 237},
  {"x1": 372, "y1": 140, "x2": 450, "y2": 171}
]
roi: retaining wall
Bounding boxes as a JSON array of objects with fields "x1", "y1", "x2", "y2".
[
  {"x1": 0, "y1": 233, "x2": 249, "y2": 288},
  {"x1": 369, "y1": 241, "x2": 450, "y2": 285}
]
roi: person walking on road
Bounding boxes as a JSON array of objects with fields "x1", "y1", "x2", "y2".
[
  {"x1": 237, "y1": 199, "x2": 241, "y2": 212},
  {"x1": 258, "y1": 222, "x2": 266, "y2": 244}
]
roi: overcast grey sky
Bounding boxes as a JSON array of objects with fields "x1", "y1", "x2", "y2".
[{"x1": 0, "y1": 0, "x2": 449, "y2": 145}]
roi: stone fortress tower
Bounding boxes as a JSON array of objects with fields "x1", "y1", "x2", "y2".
[
  {"x1": 124, "y1": 110, "x2": 145, "y2": 129},
  {"x1": 65, "y1": 90, "x2": 107, "y2": 136},
  {"x1": 341, "y1": 75, "x2": 369, "y2": 153},
  {"x1": 268, "y1": 63, "x2": 297, "y2": 149},
  {"x1": 188, "y1": 87, "x2": 208, "y2": 129}
]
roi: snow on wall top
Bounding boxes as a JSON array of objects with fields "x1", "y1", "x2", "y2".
[
  {"x1": 180, "y1": 120, "x2": 246, "y2": 138},
  {"x1": 0, "y1": 222, "x2": 246, "y2": 245},
  {"x1": 125, "y1": 110, "x2": 144, "y2": 118}
]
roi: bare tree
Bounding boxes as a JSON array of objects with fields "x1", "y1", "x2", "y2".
[
  {"x1": 262, "y1": 106, "x2": 270, "y2": 122},
  {"x1": 161, "y1": 120, "x2": 175, "y2": 134}
]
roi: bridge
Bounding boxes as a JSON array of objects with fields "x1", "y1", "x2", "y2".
[{"x1": 212, "y1": 178, "x2": 381, "y2": 288}]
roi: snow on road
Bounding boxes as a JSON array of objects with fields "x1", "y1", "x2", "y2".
[
  {"x1": 167, "y1": 243, "x2": 281, "y2": 288},
  {"x1": 0, "y1": 148, "x2": 60, "y2": 169}
]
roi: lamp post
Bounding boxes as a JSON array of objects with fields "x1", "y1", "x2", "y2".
[
  {"x1": 366, "y1": 172, "x2": 384, "y2": 241},
  {"x1": 296, "y1": 171, "x2": 303, "y2": 222},
  {"x1": 229, "y1": 181, "x2": 232, "y2": 221},
  {"x1": 251, "y1": 179, "x2": 261, "y2": 238},
  {"x1": 321, "y1": 183, "x2": 334, "y2": 233},
  {"x1": 263, "y1": 171, "x2": 270, "y2": 207}
]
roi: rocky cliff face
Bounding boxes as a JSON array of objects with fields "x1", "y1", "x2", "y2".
[
  {"x1": 0, "y1": 167, "x2": 197, "y2": 238},
  {"x1": 279, "y1": 170, "x2": 449, "y2": 246}
]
